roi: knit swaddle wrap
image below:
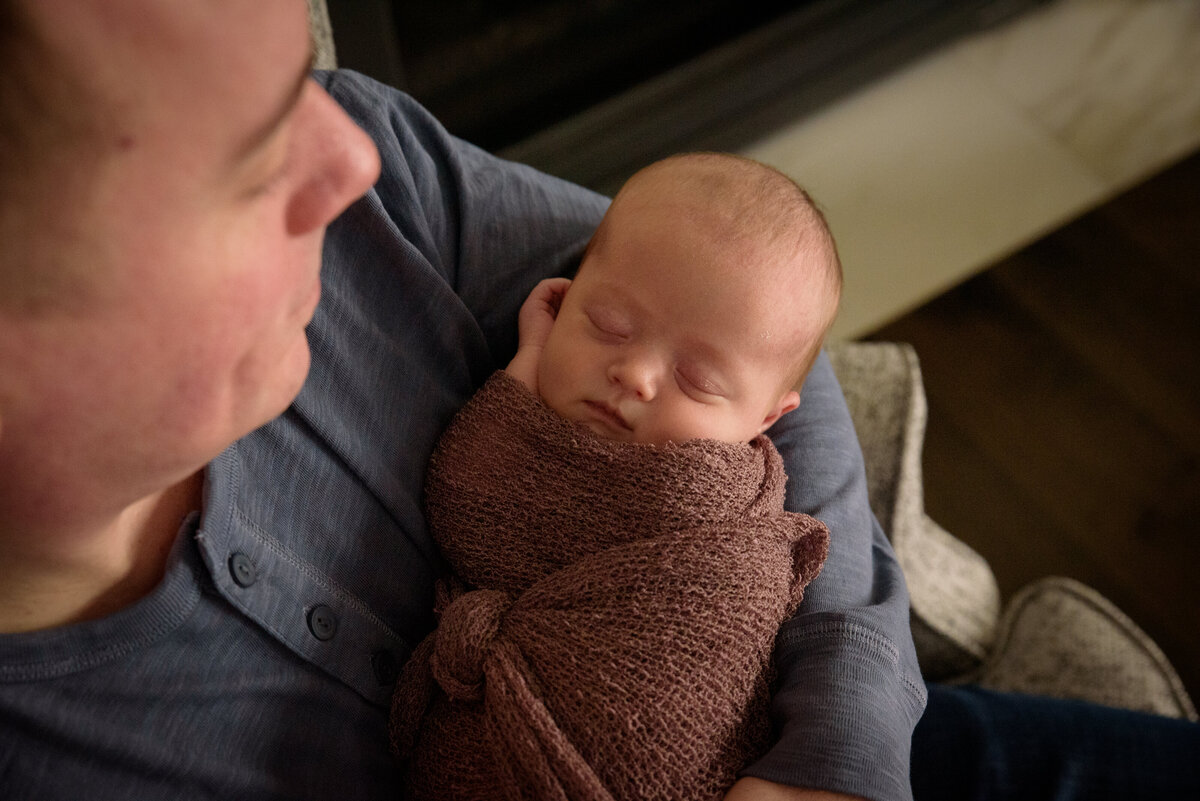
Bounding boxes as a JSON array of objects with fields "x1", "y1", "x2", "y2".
[{"x1": 391, "y1": 371, "x2": 829, "y2": 800}]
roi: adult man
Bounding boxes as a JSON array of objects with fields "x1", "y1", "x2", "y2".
[{"x1": 0, "y1": 1, "x2": 920, "y2": 798}]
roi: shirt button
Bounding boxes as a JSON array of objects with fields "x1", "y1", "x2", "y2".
[
  {"x1": 372, "y1": 649, "x2": 399, "y2": 686},
  {"x1": 307, "y1": 605, "x2": 338, "y2": 641},
  {"x1": 228, "y1": 553, "x2": 257, "y2": 588}
]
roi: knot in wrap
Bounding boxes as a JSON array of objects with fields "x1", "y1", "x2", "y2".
[{"x1": 430, "y1": 588, "x2": 510, "y2": 703}]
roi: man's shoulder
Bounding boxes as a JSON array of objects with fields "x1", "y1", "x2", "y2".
[{"x1": 312, "y1": 68, "x2": 396, "y2": 110}]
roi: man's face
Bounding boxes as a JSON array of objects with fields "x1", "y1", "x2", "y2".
[
  {"x1": 0, "y1": 0, "x2": 381, "y2": 519},
  {"x1": 536, "y1": 181, "x2": 819, "y2": 446}
]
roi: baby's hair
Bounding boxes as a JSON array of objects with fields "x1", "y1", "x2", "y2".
[
  {"x1": 594, "y1": 153, "x2": 843, "y2": 390},
  {"x1": 629, "y1": 153, "x2": 840, "y2": 296}
]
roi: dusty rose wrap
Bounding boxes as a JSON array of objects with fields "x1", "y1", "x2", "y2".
[{"x1": 391, "y1": 371, "x2": 829, "y2": 801}]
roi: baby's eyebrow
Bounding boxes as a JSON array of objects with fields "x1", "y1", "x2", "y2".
[
  {"x1": 584, "y1": 295, "x2": 626, "y2": 319},
  {"x1": 588, "y1": 280, "x2": 640, "y2": 308},
  {"x1": 679, "y1": 335, "x2": 733, "y2": 372}
]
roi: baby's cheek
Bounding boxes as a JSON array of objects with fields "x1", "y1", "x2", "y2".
[
  {"x1": 646, "y1": 403, "x2": 706, "y2": 444},
  {"x1": 659, "y1": 404, "x2": 749, "y2": 445},
  {"x1": 535, "y1": 344, "x2": 571, "y2": 413}
]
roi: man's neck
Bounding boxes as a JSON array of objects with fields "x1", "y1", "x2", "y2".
[{"x1": 0, "y1": 471, "x2": 203, "y2": 633}]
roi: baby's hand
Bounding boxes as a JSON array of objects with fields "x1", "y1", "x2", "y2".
[{"x1": 506, "y1": 277, "x2": 572, "y2": 392}]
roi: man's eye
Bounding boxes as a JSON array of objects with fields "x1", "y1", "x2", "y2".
[
  {"x1": 239, "y1": 141, "x2": 292, "y2": 200},
  {"x1": 243, "y1": 166, "x2": 287, "y2": 199}
]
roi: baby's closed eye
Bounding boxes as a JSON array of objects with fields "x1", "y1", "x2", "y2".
[
  {"x1": 675, "y1": 365, "x2": 725, "y2": 400},
  {"x1": 585, "y1": 308, "x2": 632, "y2": 342}
]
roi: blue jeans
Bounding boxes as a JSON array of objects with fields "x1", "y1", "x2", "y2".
[{"x1": 912, "y1": 684, "x2": 1200, "y2": 800}]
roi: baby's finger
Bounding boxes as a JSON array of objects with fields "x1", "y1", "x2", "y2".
[{"x1": 530, "y1": 277, "x2": 572, "y2": 316}]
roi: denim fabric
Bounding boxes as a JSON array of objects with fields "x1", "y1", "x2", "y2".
[
  {"x1": 0, "y1": 71, "x2": 924, "y2": 800},
  {"x1": 913, "y1": 684, "x2": 1200, "y2": 800}
]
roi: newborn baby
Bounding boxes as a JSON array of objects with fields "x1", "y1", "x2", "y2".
[{"x1": 392, "y1": 153, "x2": 841, "y2": 801}]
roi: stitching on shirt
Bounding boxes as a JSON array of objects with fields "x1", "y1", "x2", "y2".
[
  {"x1": 0, "y1": 558, "x2": 202, "y2": 682},
  {"x1": 779, "y1": 619, "x2": 928, "y2": 704},
  {"x1": 232, "y1": 505, "x2": 402, "y2": 643},
  {"x1": 216, "y1": 436, "x2": 406, "y2": 646}
]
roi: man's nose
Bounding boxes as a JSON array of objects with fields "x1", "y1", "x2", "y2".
[
  {"x1": 607, "y1": 351, "x2": 658, "y2": 401},
  {"x1": 286, "y1": 82, "x2": 382, "y2": 236}
]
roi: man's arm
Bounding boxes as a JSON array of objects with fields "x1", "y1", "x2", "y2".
[
  {"x1": 746, "y1": 352, "x2": 927, "y2": 801},
  {"x1": 320, "y1": 70, "x2": 925, "y2": 801}
]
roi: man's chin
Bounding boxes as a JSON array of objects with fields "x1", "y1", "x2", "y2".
[{"x1": 255, "y1": 338, "x2": 312, "y2": 428}]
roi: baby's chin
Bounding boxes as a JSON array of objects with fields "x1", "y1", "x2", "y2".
[
  {"x1": 576, "y1": 416, "x2": 638, "y2": 443},
  {"x1": 576, "y1": 419, "x2": 749, "y2": 448}
]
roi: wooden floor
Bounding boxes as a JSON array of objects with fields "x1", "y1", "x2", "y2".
[{"x1": 869, "y1": 150, "x2": 1200, "y2": 701}]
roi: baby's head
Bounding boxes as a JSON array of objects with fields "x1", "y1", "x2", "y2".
[{"x1": 537, "y1": 153, "x2": 841, "y2": 445}]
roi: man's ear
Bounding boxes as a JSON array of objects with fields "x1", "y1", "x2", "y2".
[{"x1": 758, "y1": 389, "x2": 801, "y2": 433}]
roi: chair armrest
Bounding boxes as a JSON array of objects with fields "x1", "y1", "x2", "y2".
[
  {"x1": 827, "y1": 341, "x2": 1000, "y2": 679},
  {"x1": 964, "y1": 576, "x2": 1197, "y2": 720},
  {"x1": 307, "y1": 0, "x2": 337, "y2": 70}
]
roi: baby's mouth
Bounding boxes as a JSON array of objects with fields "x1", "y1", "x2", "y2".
[{"x1": 584, "y1": 400, "x2": 633, "y2": 433}]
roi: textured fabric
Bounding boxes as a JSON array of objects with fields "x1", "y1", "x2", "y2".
[
  {"x1": 0, "y1": 72, "x2": 924, "y2": 801},
  {"x1": 306, "y1": 0, "x2": 337, "y2": 70},
  {"x1": 392, "y1": 372, "x2": 828, "y2": 800},
  {"x1": 966, "y1": 577, "x2": 1197, "y2": 720}
]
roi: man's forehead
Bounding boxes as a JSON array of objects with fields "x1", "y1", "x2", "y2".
[
  {"x1": 27, "y1": 0, "x2": 312, "y2": 140},
  {"x1": 30, "y1": 0, "x2": 308, "y2": 90}
]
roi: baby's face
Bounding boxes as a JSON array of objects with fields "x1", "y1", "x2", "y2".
[{"x1": 536, "y1": 191, "x2": 830, "y2": 446}]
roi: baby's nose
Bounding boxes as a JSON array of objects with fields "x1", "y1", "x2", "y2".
[{"x1": 607, "y1": 354, "x2": 657, "y2": 401}]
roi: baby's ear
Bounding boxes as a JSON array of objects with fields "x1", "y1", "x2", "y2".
[{"x1": 758, "y1": 390, "x2": 801, "y2": 433}]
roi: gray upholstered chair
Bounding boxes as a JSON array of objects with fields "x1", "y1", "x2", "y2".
[{"x1": 829, "y1": 342, "x2": 1195, "y2": 719}]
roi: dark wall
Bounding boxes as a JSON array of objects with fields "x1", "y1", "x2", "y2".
[{"x1": 330, "y1": 0, "x2": 1047, "y2": 191}]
